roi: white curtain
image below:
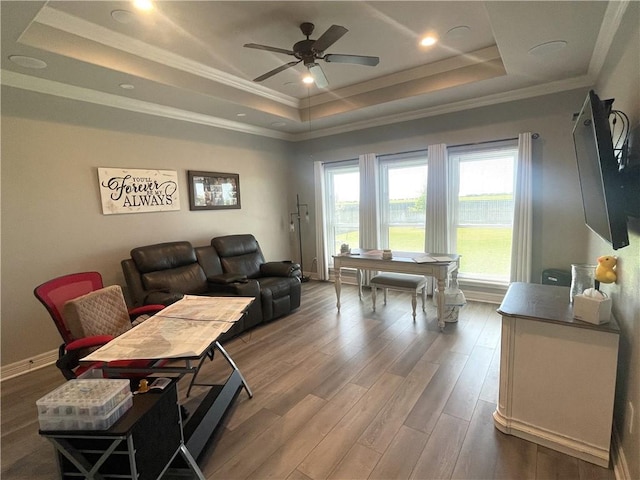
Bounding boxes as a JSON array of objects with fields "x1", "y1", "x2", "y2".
[
  {"x1": 313, "y1": 161, "x2": 328, "y2": 280},
  {"x1": 359, "y1": 153, "x2": 379, "y2": 250},
  {"x1": 424, "y1": 143, "x2": 448, "y2": 292},
  {"x1": 359, "y1": 153, "x2": 379, "y2": 284},
  {"x1": 510, "y1": 133, "x2": 533, "y2": 282},
  {"x1": 424, "y1": 144, "x2": 449, "y2": 254}
]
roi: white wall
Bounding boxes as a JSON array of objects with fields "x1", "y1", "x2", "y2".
[
  {"x1": 1, "y1": 111, "x2": 294, "y2": 366},
  {"x1": 593, "y1": 3, "x2": 640, "y2": 478}
]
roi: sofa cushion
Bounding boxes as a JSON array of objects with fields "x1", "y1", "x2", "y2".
[
  {"x1": 132, "y1": 241, "x2": 197, "y2": 273},
  {"x1": 142, "y1": 263, "x2": 208, "y2": 295},
  {"x1": 212, "y1": 235, "x2": 264, "y2": 278}
]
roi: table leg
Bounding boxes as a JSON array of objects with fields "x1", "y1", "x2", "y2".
[
  {"x1": 215, "y1": 341, "x2": 252, "y2": 398},
  {"x1": 357, "y1": 269, "x2": 363, "y2": 300},
  {"x1": 179, "y1": 443, "x2": 206, "y2": 480},
  {"x1": 436, "y1": 277, "x2": 446, "y2": 330},
  {"x1": 335, "y1": 266, "x2": 342, "y2": 311}
]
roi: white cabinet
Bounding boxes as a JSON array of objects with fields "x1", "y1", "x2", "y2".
[{"x1": 494, "y1": 282, "x2": 620, "y2": 467}]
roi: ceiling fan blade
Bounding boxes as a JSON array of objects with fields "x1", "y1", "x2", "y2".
[
  {"x1": 312, "y1": 25, "x2": 348, "y2": 53},
  {"x1": 244, "y1": 43, "x2": 295, "y2": 56},
  {"x1": 324, "y1": 54, "x2": 380, "y2": 66},
  {"x1": 253, "y1": 61, "x2": 301, "y2": 82},
  {"x1": 308, "y1": 63, "x2": 328, "y2": 88}
]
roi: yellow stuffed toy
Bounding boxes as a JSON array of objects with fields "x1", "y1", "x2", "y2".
[{"x1": 595, "y1": 255, "x2": 617, "y2": 283}]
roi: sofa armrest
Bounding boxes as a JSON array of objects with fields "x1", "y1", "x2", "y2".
[
  {"x1": 260, "y1": 261, "x2": 301, "y2": 277},
  {"x1": 144, "y1": 291, "x2": 184, "y2": 306},
  {"x1": 207, "y1": 279, "x2": 260, "y2": 297},
  {"x1": 207, "y1": 273, "x2": 248, "y2": 285}
]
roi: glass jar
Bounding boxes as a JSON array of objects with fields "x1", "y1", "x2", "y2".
[{"x1": 570, "y1": 264, "x2": 596, "y2": 302}]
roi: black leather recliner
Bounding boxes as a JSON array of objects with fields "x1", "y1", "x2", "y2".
[{"x1": 211, "y1": 234, "x2": 302, "y2": 322}]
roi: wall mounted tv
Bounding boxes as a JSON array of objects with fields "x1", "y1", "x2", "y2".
[{"x1": 572, "y1": 90, "x2": 629, "y2": 250}]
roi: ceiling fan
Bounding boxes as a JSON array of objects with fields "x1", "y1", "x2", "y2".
[{"x1": 244, "y1": 22, "x2": 380, "y2": 88}]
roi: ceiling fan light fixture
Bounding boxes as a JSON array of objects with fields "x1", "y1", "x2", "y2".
[
  {"x1": 302, "y1": 74, "x2": 314, "y2": 85},
  {"x1": 244, "y1": 22, "x2": 379, "y2": 86}
]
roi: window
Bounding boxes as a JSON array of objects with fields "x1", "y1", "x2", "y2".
[
  {"x1": 323, "y1": 161, "x2": 359, "y2": 265},
  {"x1": 378, "y1": 152, "x2": 428, "y2": 251},
  {"x1": 449, "y1": 142, "x2": 517, "y2": 282}
]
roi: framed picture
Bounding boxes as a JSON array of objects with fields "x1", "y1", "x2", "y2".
[
  {"x1": 98, "y1": 168, "x2": 180, "y2": 215},
  {"x1": 188, "y1": 171, "x2": 241, "y2": 210}
]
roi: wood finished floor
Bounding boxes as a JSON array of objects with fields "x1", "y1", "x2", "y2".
[{"x1": 1, "y1": 281, "x2": 616, "y2": 480}]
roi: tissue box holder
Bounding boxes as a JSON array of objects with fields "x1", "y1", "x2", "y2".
[{"x1": 573, "y1": 294, "x2": 611, "y2": 325}]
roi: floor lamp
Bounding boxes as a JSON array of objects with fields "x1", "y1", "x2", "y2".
[{"x1": 290, "y1": 194, "x2": 310, "y2": 282}]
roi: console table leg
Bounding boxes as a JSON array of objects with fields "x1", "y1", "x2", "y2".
[
  {"x1": 334, "y1": 266, "x2": 342, "y2": 311},
  {"x1": 436, "y1": 278, "x2": 446, "y2": 330}
]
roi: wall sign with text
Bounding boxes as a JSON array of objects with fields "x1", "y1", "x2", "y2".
[{"x1": 98, "y1": 168, "x2": 180, "y2": 215}]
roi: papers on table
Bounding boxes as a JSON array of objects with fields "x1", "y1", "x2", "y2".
[
  {"x1": 413, "y1": 255, "x2": 454, "y2": 263},
  {"x1": 81, "y1": 296, "x2": 253, "y2": 362},
  {"x1": 155, "y1": 295, "x2": 253, "y2": 322}
]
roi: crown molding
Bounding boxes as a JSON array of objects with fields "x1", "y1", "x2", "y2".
[
  {"x1": 589, "y1": 0, "x2": 629, "y2": 78},
  {"x1": 1, "y1": 70, "x2": 295, "y2": 141},
  {"x1": 292, "y1": 76, "x2": 594, "y2": 141},
  {"x1": 33, "y1": 5, "x2": 300, "y2": 109}
]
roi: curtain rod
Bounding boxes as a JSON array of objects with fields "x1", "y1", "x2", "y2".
[
  {"x1": 451, "y1": 133, "x2": 539, "y2": 149},
  {"x1": 321, "y1": 133, "x2": 540, "y2": 166}
]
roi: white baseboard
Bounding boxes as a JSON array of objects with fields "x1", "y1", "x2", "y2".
[
  {"x1": 612, "y1": 424, "x2": 631, "y2": 480},
  {"x1": 1, "y1": 349, "x2": 58, "y2": 381}
]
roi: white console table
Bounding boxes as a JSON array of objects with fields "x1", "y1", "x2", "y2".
[
  {"x1": 333, "y1": 250, "x2": 459, "y2": 329},
  {"x1": 494, "y1": 282, "x2": 620, "y2": 467}
]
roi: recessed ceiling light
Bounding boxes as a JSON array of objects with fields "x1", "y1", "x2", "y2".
[
  {"x1": 133, "y1": 0, "x2": 153, "y2": 11},
  {"x1": 445, "y1": 25, "x2": 471, "y2": 40},
  {"x1": 528, "y1": 40, "x2": 568, "y2": 56},
  {"x1": 420, "y1": 35, "x2": 438, "y2": 47},
  {"x1": 9, "y1": 55, "x2": 47, "y2": 69},
  {"x1": 119, "y1": 83, "x2": 135, "y2": 90},
  {"x1": 111, "y1": 10, "x2": 136, "y2": 24}
]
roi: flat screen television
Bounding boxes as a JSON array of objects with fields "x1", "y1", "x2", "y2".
[{"x1": 572, "y1": 90, "x2": 629, "y2": 250}]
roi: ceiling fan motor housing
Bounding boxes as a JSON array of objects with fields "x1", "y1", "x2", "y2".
[{"x1": 293, "y1": 39, "x2": 317, "y2": 62}]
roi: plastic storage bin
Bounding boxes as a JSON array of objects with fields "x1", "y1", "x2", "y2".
[
  {"x1": 37, "y1": 379, "x2": 132, "y2": 430},
  {"x1": 38, "y1": 394, "x2": 133, "y2": 431}
]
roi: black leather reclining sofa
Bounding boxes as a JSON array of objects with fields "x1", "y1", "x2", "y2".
[{"x1": 121, "y1": 234, "x2": 302, "y2": 340}]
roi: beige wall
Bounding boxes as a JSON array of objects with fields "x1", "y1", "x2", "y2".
[
  {"x1": 593, "y1": 3, "x2": 639, "y2": 478},
  {"x1": 1, "y1": 116, "x2": 294, "y2": 365}
]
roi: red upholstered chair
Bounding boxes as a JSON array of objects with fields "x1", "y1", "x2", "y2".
[{"x1": 34, "y1": 272, "x2": 164, "y2": 380}]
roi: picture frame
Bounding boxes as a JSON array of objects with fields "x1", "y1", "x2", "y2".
[{"x1": 188, "y1": 171, "x2": 241, "y2": 210}]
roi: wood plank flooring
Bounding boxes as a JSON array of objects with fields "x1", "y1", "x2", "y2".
[{"x1": 1, "y1": 281, "x2": 616, "y2": 479}]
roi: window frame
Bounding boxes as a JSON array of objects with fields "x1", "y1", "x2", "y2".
[
  {"x1": 448, "y1": 140, "x2": 518, "y2": 284},
  {"x1": 378, "y1": 151, "x2": 428, "y2": 251}
]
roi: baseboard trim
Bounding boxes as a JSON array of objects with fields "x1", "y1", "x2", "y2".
[
  {"x1": 1, "y1": 349, "x2": 58, "y2": 381},
  {"x1": 612, "y1": 424, "x2": 631, "y2": 480},
  {"x1": 493, "y1": 409, "x2": 611, "y2": 468}
]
